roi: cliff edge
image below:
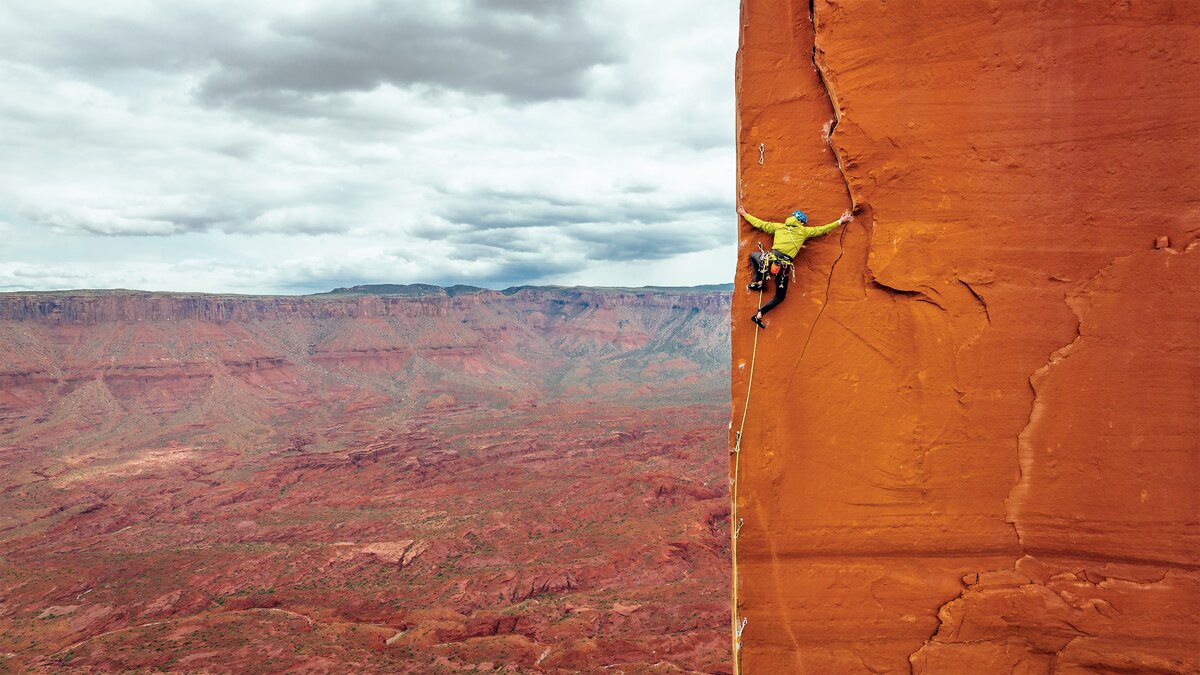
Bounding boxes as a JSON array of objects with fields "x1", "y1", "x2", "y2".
[{"x1": 732, "y1": 1, "x2": 1198, "y2": 672}]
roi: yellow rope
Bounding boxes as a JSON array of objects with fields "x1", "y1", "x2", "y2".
[{"x1": 730, "y1": 285, "x2": 763, "y2": 675}]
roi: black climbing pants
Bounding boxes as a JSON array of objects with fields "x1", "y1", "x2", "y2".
[{"x1": 748, "y1": 251, "x2": 790, "y2": 317}]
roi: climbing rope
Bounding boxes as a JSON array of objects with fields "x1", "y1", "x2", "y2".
[{"x1": 730, "y1": 284, "x2": 763, "y2": 675}]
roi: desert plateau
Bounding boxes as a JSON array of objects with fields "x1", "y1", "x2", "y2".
[{"x1": 0, "y1": 286, "x2": 732, "y2": 672}]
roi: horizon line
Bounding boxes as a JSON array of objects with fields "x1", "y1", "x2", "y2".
[{"x1": 0, "y1": 281, "x2": 736, "y2": 298}]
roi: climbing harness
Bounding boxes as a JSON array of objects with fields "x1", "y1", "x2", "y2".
[
  {"x1": 768, "y1": 252, "x2": 794, "y2": 279},
  {"x1": 753, "y1": 240, "x2": 797, "y2": 284},
  {"x1": 759, "y1": 249, "x2": 796, "y2": 284},
  {"x1": 730, "y1": 284, "x2": 763, "y2": 675}
]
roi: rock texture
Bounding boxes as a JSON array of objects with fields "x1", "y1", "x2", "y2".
[
  {"x1": 0, "y1": 287, "x2": 731, "y2": 672},
  {"x1": 733, "y1": 1, "x2": 1198, "y2": 672}
]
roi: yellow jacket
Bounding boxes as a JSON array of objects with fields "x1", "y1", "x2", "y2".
[{"x1": 743, "y1": 212, "x2": 842, "y2": 259}]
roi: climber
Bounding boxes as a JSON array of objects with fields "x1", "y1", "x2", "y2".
[{"x1": 738, "y1": 206, "x2": 851, "y2": 328}]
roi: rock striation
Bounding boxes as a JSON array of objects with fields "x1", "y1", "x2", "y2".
[
  {"x1": 732, "y1": 1, "x2": 1199, "y2": 672},
  {"x1": 0, "y1": 287, "x2": 729, "y2": 418}
]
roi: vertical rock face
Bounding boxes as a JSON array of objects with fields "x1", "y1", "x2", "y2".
[{"x1": 732, "y1": 1, "x2": 1199, "y2": 672}]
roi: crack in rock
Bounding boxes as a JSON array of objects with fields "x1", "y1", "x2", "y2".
[
  {"x1": 1004, "y1": 247, "x2": 1146, "y2": 552},
  {"x1": 797, "y1": 0, "x2": 867, "y2": 366}
]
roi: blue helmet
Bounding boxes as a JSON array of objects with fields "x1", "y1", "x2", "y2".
[{"x1": 792, "y1": 210, "x2": 808, "y2": 224}]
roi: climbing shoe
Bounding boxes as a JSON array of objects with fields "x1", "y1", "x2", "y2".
[
  {"x1": 747, "y1": 282, "x2": 763, "y2": 291},
  {"x1": 751, "y1": 314, "x2": 765, "y2": 329}
]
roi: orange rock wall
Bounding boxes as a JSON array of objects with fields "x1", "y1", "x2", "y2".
[{"x1": 732, "y1": 1, "x2": 1199, "y2": 672}]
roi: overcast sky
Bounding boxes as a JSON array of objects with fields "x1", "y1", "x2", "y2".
[{"x1": 0, "y1": 1, "x2": 737, "y2": 294}]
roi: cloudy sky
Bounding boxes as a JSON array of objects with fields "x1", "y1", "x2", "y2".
[{"x1": 0, "y1": 1, "x2": 738, "y2": 294}]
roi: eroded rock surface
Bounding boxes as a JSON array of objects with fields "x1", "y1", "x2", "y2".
[
  {"x1": 0, "y1": 287, "x2": 731, "y2": 673},
  {"x1": 733, "y1": 1, "x2": 1198, "y2": 672}
]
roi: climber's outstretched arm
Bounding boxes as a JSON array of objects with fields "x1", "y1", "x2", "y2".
[
  {"x1": 738, "y1": 207, "x2": 780, "y2": 235},
  {"x1": 803, "y1": 213, "x2": 852, "y2": 238}
]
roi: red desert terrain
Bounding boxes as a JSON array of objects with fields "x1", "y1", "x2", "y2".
[
  {"x1": 0, "y1": 286, "x2": 731, "y2": 673},
  {"x1": 732, "y1": 0, "x2": 1198, "y2": 673}
]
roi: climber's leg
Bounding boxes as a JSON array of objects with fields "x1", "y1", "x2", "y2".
[
  {"x1": 751, "y1": 266, "x2": 790, "y2": 327},
  {"x1": 747, "y1": 251, "x2": 767, "y2": 290},
  {"x1": 757, "y1": 266, "x2": 789, "y2": 316}
]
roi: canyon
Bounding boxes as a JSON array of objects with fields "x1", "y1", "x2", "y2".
[
  {"x1": 0, "y1": 286, "x2": 731, "y2": 672},
  {"x1": 732, "y1": 0, "x2": 1199, "y2": 673}
]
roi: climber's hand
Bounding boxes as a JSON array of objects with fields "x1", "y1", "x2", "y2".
[
  {"x1": 839, "y1": 214, "x2": 852, "y2": 225},
  {"x1": 737, "y1": 206, "x2": 748, "y2": 218}
]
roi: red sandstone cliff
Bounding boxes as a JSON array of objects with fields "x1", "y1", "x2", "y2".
[{"x1": 732, "y1": 1, "x2": 1198, "y2": 673}]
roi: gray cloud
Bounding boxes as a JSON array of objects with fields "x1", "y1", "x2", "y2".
[
  {"x1": 435, "y1": 189, "x2": 731, "y2": 232},
  {"x1": 0, "y1": 0, "x2": 737, "y2": 292},
  {"x1": 422, "y1": 190, "x2": 732, "y2": 265},
  {"x1": 265, "y1": 243, "x2": 578, "y2": 293},
  {"x1": 21, "y1": 190, "x2": 368, "y2": 237},
  {"x1": 438, "y1": 203, "x2": 616, "y2": 232},
  {"x1": 569, "y1": 222, "x2": 726, "y2": 262},
  {"x1": 2, "y1": 2, "x2": 620, "y2": 109},
  {"x1": 203, "y1": 4, "x2": 617, "y2": 107}
]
